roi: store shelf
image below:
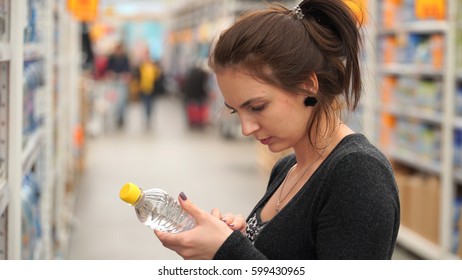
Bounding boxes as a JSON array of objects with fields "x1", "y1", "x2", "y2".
[
  {"x1": 380, "y1": 20, "x2": 449, "y2": 34},
  {"x1": 387, "y1": 149, "x2": 441, "y2": 175},
  {"x1": 375, "y1": 0, "x2": 461, "y2": 260},
  {"x1": 398, "y1": 226, "x2": 459, "y2": 260},
  {"x1": 379, "y1": 63, "x2": 444, "y2": 76},
  {"x1": 0, "y1": 0, "x2": 82, "y2": 260},
  {"x1": 0, "y1": 43, "x2": 11, "y2": 61},
  {"x1": 380, "y1": 105, "x2": 443, "y2": 124},
  {"x1": 23, "y1": 43, "x2": 45, "y2": 61},
  {"x1": 21, "y1": 128, "x2": 43, "y2": 175},
  {"x1": 0, "y1": 181, "x2": 8, "y2": 214}
]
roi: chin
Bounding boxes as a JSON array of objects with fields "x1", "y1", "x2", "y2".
[{"x1": 267, "y1": 144, "x2": 288, "y2": 154}]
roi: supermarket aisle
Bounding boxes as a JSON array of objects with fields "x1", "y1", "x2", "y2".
[
  {"x1": 67, "y1": 94, "x2": 418, "y2": 260},
  {"x1": 68, "y1": 94, "x2": 267, "y2": 259}
]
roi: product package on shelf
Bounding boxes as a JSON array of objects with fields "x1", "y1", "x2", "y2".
[
  {"x1": 24, "y1": 0, "x2": 45, "y2": 45},
  {"x1": 381, "y1": 0, "x2": 446, "y2": 25},
  {"x1": 381, "y1": 75, "x2": 443, "y2": 113},
  {"x1": 455, "y1": 129, "x2": 462, "y2": 173},
  {"x1": 381, "y1": 115, "x2": 442, "y2": 166},
  {"x1": 379, "y1": 33, "x2": 444, "y2": 70},
  {"x1": 21, "y1": 172, "x2": 42, "y2": 260},
  {"x1": 22, "y1": 60, "x2": 45, "y2": 147},
  {"x1": 457, "y1": 84, "x2": 462, "y2": 116}
]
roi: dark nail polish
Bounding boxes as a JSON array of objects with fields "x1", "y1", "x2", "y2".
[{"x1": 180, "y1": 192, "x2": 187, "y2": 201}]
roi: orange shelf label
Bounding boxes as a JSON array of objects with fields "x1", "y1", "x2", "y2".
[{"x1": 67, "y1": 0, "x2": 99, "y2": 22}]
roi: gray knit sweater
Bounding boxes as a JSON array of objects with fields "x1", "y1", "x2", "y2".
[{"x1": 214, "y1": 134, "x2": 400, "y2": 260}]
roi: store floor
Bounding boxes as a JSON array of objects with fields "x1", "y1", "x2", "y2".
[{"x1": 67, "y1": 94, "x2": 418, "y2": 260}]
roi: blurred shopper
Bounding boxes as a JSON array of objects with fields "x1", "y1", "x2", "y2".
[
  {"x1": 153, "y1": 60, "x2": 166, "y2": 97},
  {"x1": 155, "y1": 0, "x2": 400, "y2": 260},
  {"x1": 182, "y1": 61, "x2": 210, "y2": 127},
  {"x1": 106, "y1": 42, "x2": 131, "y2": 129},
  {"x1": 133, "y1": 50, "x2": 161, "y2": 130}
]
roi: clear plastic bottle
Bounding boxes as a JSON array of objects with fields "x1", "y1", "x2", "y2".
[{"x1": 119, "y1": 182, "x2": 195, "y2": 233}]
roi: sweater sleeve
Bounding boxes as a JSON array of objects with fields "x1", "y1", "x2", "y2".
[
  {"x1": 316, "y1": 152, "x2": 400, "y2": 260},
  {"x1": 213, "y1": 155, "x2": 294, "y2": 260},
  {"x1": 213, "y1": 231, "x2": 268, "y2": 260}
]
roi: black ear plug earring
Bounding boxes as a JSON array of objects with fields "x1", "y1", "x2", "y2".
[{"x1": 304, "y1": 96, "x2": 318, "y2": 107}]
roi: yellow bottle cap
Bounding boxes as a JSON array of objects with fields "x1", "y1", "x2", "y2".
[{"x1": 120, "y1": 182, "x2": 142, "y2": 205}]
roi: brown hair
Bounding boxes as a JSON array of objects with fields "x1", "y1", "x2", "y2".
[{"x1": 209, "y1": 0, "x2": 363, "y2": 143}]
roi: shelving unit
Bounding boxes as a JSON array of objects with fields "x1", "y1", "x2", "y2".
[
  {"x1": 0, "y1": 0, "x2": 81, "y2": 260},
  {"x1": 373, "y1": 0, "x2": 461, "y2": 259}
]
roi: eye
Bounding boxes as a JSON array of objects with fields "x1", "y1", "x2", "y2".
[
  {"x1": 250, "y1": 104, "x2": 266, "y2": 112},
  {"x1": 229, "y1": 109, "x2": 237, "y2": 114}
]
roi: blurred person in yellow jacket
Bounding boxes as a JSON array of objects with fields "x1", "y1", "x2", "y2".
[{"x1": 133, "y1": 50, "x2": 161, "y2": 130}]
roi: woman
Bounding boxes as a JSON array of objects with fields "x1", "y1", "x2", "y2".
[{"x1": 155, "y1": 0, "x2": 400, "y2": 260}]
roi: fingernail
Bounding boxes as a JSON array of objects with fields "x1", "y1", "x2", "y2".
[
  {"x1": 229, "y1": 224, "x2": 235, "y2": 228},
  {"x1": 180, "y1": 192, "x2": 187, "y2": 201}
]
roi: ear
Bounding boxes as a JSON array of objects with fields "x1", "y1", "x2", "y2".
[{"x1": 304, "y1": 72, "x2": 319, "y2": 94}]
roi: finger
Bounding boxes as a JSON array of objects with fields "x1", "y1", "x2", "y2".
[
  {"x1": 222, "y1": 216, "x2": 235, "y2": 226},
  {"x1": 154, "y1": 229, "x2": 176, "y2": 243},
  {"x1": 154, "y1": 229, "x2": 184, "y2": 250},
  {"x1": 232, "y1": 216, "x2": 247, "y2": 233},
  {"x1": 178, "y1": 192, "x2": 205, "y2": 220},
  {"x1": 211, "y1": 208, "x2": 222, "y2": 219},
  {"x1": 221, "y1": 213, "x2": 235, "y2": 225}
]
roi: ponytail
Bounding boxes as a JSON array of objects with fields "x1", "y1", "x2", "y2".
[{"x1": 297, "y1": 0, "x2": 363, "y2": 110}]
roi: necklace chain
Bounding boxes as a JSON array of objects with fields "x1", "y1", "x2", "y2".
[
  {"x1": 275, "y1": 152, "x2": 325, "y2": 213},
  {"x1": 274, "y1": 127, "x2": 341, "y2": 213}
]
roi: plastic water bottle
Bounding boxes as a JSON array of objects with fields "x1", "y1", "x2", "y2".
[{"x1": 119, "y1": 182, "x2": 195, "y2": 233}]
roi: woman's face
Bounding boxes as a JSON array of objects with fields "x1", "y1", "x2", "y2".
[{"x1": 216, "y1": 69, "x2": 312, "y2": 153}]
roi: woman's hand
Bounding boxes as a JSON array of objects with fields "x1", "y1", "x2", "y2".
[
  {"x1": 154, "y1": 192, "x2": 234, "y2": 260},
  {"x1": 211, "y1": 209, "x2": 247, "y2": 234}
]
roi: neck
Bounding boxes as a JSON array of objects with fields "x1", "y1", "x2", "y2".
[{"x1": 293, "y1": 122, "x2": 353, "y2": 167}]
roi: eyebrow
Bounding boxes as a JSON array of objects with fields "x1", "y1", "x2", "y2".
[{"x1": 224, "y1": 97, "x2": 265, "y2": 110}]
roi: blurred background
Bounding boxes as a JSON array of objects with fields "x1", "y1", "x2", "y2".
[{"x1": 0, "y1": 0, "x2": 461, "y2": 260}]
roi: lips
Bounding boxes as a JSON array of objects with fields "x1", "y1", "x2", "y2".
[{"x1": 259, "y1": 137, "x2": 272, "y2": 145}]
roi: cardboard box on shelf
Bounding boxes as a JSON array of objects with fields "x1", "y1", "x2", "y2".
[
  {"x1": 423, "y1": 176, "x2": 440, "y2": 244},
  {"x1": 393, "y1": 164, "x2": 441, "y2": 245}
]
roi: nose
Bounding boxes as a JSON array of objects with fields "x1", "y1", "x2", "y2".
[{"x1": 240, "y1": 116, "x2": 260, "y2": 136}]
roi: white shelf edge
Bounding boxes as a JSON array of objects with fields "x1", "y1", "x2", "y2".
[
  {"x1": 387, "y1": 149, "x2": 441, "y2": 175},
  {"x1": 380, "y1": 106, "x2": 443, "y2": 124},
  {"x1": 379, "y1": 63, "x2": 444, "y2": 76},
  {"x1": 379, "y1": 20, "x2": 449, "y2": 34},
  {"x1": 397, "y1": 226, "x2": 459, "y2": 260}
]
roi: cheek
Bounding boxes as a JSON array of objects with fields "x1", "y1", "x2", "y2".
[{"x1": 275, "y1": 107, "x2": 309, "y2": 135}]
